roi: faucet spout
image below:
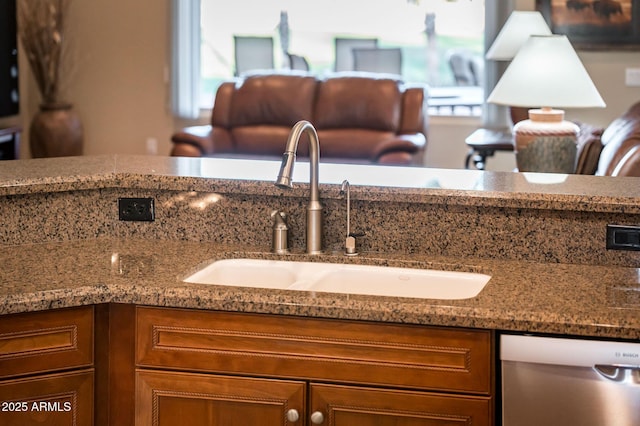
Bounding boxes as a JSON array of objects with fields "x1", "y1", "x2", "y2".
[{"x1": 275, "y1": 120, "x2": 323, "y2": 254}]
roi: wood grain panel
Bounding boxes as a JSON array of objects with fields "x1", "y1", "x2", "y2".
[
  {"x1": 311, "y1": 382, "x2": 492, "y2": 426},
  {"x1": 0, "y1": 328, "x2": 77, "y2": 357},
  {"x1": 137, "y1": 307, "x2": 492, "y2": 394},
  {"x1": 0, "y1": 369, "x2": 94, "y2": 426},
  {"x1": 136, "y1": 370, "x2": 305, "y2": 426},
  {"x1": 95, "y1": 303, "x2": 136, "y2": 426},
  {"x1": 0, "y1": 307, "x2": 93, "y2": 379}
]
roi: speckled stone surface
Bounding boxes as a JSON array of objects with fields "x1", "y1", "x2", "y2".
[
  {"x1": 1, "y1": 155, "x2": 639, "y2": 265},
  {"x1": 0, "y1": 155, "x2": 639, "y2": 340},
  {"x1": 2, "y1": 155, "x2": 640, "y2": 213},
  {"x1": 0, "y1": 238, "x2": 638, "y2": 340}
]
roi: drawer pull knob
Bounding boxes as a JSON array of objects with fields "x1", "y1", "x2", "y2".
[
  {"x1": 310, "y1": 411, "x2": 325, "y2": 424},
  {"x1": 286, "y1": 409, "x2": 300, "y2": 422}
]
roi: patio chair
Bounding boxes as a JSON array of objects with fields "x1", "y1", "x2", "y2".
[
  {"x1": 334, "y1": 37, "x2": 378, "y2": 71},
  {"x1": 234, "y1": 35, "x2": 274, "y2": 76},
  {"x1": 448, "y1": 50, "x2": 480, "y2": 86},
  {"x1": 352, "y1": 47, "x2": 402, "y2": 76},
  {"x1": 286, "y1": 53, "x2": 310, "y2": 71}
]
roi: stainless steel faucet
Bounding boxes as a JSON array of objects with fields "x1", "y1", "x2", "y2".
[{"x1": 275, "y1": 120, "x2": 323, "y2": 254}]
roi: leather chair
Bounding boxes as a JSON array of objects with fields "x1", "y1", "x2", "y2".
[
  {"x1": 170, "y1": 72, "x2": 428, "y2": 165},
  {"x1": 595, "y1": 101, "x2": 640, "y2": 177}
]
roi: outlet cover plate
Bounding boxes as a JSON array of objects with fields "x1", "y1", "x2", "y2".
[
  {"x1": 118, "y1": 197, "x2": 155, "y2": 222},
  {"x1": 606, "y1": 224, "x2": 640, "y2": 251},
  {"x1": 625, "y1": 68, "x2": 640, "y2": 87}
]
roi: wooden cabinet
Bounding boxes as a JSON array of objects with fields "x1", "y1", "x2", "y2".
[
  {"x1": 136, "y1": 370, "x2": 305, "y2": 426},
  {"x1": 136, "y1": 307, "x2": 494, "y2": 425},
  {"x1": 0, "y1": 306, "x2": 94, "y2": 426},
  {"x1": 0, "y1": 304, "x2": 495, "y2": 425}
]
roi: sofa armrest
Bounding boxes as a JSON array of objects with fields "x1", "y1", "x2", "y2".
[
  {"x1": 371, "y1": 133, "x2": 426, "y2": 164},
  {"x1": 170, "y1": 125, "x2": 214, "y2": 157},
  {"x1": 610, "y1": 144, "x2": 640, "y2": 177},
  {"x1": 574, "y1": 122, "x2": 604, "y2": 175},
  {"x1": 399, "y1": 85, "x2": 428, "y2": 136},
  {"x1": 170, "y1": 125, "x2": 235, "y2": 157}
]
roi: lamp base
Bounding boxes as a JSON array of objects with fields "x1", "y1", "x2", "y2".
[{"x1": 513, "y1": 108, "x2": 579, "y2": 173}]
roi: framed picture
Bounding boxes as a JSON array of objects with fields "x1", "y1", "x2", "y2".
[{"x1": 536, "y1": 0, "x2": 640, "y2": 49}]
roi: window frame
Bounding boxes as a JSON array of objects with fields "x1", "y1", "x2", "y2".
[{"x1": 172, "y1": 0, "x2": 513, "y2": 125}]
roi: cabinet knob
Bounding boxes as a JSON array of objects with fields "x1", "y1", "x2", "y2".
[
  {"x1": 310, "y1": 411, "x2": 325, "y2": 424},
  {"x1": 286, "y1": 409, "x2": 300, "y2": 422}
]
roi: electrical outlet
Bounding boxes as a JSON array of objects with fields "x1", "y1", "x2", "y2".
[
  {"x1": 625, "y1": 68, "x2": 640, "y2": 87},
  {"x1": 606, "y1": 224, "x2": 640, "y2": 251},
  {"x1": 146, "y1": 137, "x2": 158, "y2": 155},
  {"x1": 118, "y1": 198, "x2": 155, "y2": 222}
]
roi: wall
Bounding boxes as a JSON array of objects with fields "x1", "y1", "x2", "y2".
[
  {"x1": 2, "y1": 0, "x2": 175, "y2": 159},
  {"x1": 1, "y1": 0, "x2": 639, "y2": 169}
]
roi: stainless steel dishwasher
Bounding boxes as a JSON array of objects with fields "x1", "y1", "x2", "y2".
[{"x1": 501, "y1": 334, "x2": 640, "y2": 426}]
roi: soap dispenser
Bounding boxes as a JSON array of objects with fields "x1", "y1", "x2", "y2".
[{"x1": 271, "y1": 210, "x2": 289, "y2": 254}]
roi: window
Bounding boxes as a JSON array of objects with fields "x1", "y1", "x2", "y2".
[{"x1": 172, "y1": 0, "x2": 489, "y2": 118}]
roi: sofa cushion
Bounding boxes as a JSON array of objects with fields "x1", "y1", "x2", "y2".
[
  {"x1": 313, "y1": 76, "x2": 402, "y2": 131},
  {"x1": 317, "y1": 129, "x2": 398, "y2": 160},
  {"x1": 229, "y1": 73, "x2": 318, "y2": 127},
  {"x1": 211, "y1": 82, "x2": 235, "y2": 128},
  {"x1": 232, "y1": 126, "x2": 295, "y2": 156}
]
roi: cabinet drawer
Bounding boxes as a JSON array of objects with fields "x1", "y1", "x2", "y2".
[
  {"x1": 0, "y1": 306, "x2": 94, "y2": 378},
  {"x1": 137, "y1": 307, "x2": 492, "y2": 394}
]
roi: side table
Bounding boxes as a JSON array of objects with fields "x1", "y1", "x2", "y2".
[
  {"x1": 0, "y1": 126, "x2": 21, "y2": 160},
  {"x1": 464, "y1": 128, "x2": 514, "y2": 170}
]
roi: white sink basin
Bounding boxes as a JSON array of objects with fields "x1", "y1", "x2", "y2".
[
  {"x1": 188, "y1": 259, "x2": 298, "y2": 289},
  {"x1": 184, "y1": 259, "x2": 491, "y2": 300}
]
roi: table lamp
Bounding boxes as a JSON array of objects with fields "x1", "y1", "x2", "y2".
[
  {"x1": 485, "y1": 11, "x2": 552, "y2": 124},
  {"x1": 487, "y1": 35, "x2": 605, "y2": 174},
  {"x1": 486, "y1": 11, "x2": 552, "y2": 61}
]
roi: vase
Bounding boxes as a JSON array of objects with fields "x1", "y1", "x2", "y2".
[
  {"x1": 513, "y1": 108, "x2": 578, "y2": 174},
  {"x1": 29, "y1": 102, "x2": 83, "y2": 158}
]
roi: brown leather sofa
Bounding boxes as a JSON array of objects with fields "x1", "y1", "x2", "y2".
[
  {"x1": 576, "y1": 101, "x2": 640, "y2": 177},
  {"x1": 170, "y1": 72, "x2": 427, "y2": 165}
]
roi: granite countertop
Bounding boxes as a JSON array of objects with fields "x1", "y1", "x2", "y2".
[
  {"x1": 0, "y1": 155, "x2": 638, "y2": 340},
  {"x1": 1, "y1": 237, "x2": 638, "y2": 340},
  {"x1": 1, "y1": 154, "x2": 640, "y2": 213}
]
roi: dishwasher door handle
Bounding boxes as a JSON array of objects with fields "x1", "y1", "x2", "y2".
[{"x1": 594, "y1": 364, "x2": 640, "y2": 383}]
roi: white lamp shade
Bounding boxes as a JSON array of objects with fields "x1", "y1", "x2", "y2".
[
  {"x1": 487, "y1": 35, "x2": 605, "y2": 109},
  {"x1": 486, "y1": 11, "x2": 552, "y2": 60}
]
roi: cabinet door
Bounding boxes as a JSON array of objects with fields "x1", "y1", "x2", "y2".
[
  {"x1": 310, "y1": 383, "x2": 492, "y2": 426},
  {"x1": 0, "y1": 369, "x2": 94, "y2": 426},
  {"x1": 136, "y1": 370, "x2": 305, "y2": 426}
]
